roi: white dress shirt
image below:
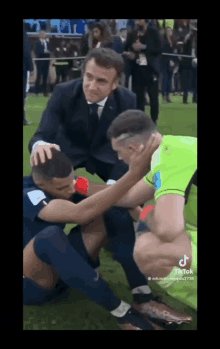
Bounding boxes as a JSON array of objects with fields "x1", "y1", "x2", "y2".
[
  {"x1": 87, "y1": 96, "x2": 108, "y2": 118},
  {"x1": 95, "y1": 41, "x2": 101, "y2": 48}
]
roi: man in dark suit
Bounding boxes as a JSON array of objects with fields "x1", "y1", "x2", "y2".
[
  {"x1": 123, "y1": 19, "x2": 162, "y2": 125},
  {"x1": 29, "y1": 48, "x2": 179, "y2": 328},
  {"x1": 35, "y1": 31, "x2": 52, "y2": 97},
  {"x1": 23, "y1": 20, "x2": 34, "y2": 125},
  {"x1": 180, "y1": 22, "x2": 197, "y2": 104}
]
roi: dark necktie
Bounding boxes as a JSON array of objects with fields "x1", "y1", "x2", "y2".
[{"x1": 89, "y1": 103, "x2": 99, "y2": 140}]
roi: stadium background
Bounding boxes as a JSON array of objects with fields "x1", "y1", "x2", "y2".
[{"x1": 23, "y1": 19, "x2": 197, "y2": 330}]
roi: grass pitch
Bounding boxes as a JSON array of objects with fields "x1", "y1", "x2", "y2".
[{"x1": 23, "y1": 92, "x2": 197, "y2": 330}]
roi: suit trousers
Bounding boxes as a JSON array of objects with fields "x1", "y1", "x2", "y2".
[
  {"x1": 179, "y1": 65, "x2": 191, "y2": 100},
  {"x1": 132, "y1": 65, "x2": 159, "y2": 123},
  {"x1": 35, "y1": 61, "x2": 50, "y2": 94}
]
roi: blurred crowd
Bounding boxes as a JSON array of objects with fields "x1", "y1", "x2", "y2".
[{"x1": 23, "y1": 19, "x2": 197, "y2": 124}]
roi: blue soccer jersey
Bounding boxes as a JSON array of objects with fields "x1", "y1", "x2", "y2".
[{"x1": 23, "y1": 175, "x2": 65, "y2": 249}]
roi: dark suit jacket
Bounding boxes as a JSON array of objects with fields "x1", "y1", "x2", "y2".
[
  {"x1": 124, "y1": 27, "x2": 162, "y2": 75},
  {"x1": 36, "y1": 40, "x2": 52, "y2": 63},
  {"x1": 23, "y1": 30, "x2": 33, "y2": 72},
  {"x1": 29, "y1": 78, "x2": 137, "y2": 168},
  {"x1": 111, "y1": 36, "x2": 125, "y2": 54}
]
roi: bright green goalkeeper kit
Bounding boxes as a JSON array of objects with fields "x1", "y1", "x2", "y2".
[{"x1": 144, "y1": 135, "x2": 197, "y2": 310}]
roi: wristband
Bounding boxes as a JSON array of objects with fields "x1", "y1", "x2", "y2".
[
  {"x1": 32, "y1": 140, "x2": 51, "y2": 152},
  {"x1": 106, "y1": 179, "x2": 116, "y2": 185},
  {"x1": 75, "y1": 176, "x2": 89, "y2": 195},
  {"x1": 140, "y1": 205, "x2": 155, "y2": 221}
]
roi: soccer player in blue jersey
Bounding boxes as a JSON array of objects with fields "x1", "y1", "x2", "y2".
[{"x1": 24, "y1": 141, "x2": 164, "y2": 330}]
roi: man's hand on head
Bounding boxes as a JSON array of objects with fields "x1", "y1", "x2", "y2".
[{"x1": 31, "y1": 142, "x2": 61, "y2": 166}]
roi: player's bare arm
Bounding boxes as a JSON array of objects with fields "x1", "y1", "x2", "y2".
[
  {"x1": 38, "y1": 166, "x2": 141, "y2": 225},
  {"x1": 134, "y1": 229, "x2": 192, "y2": 278},
  {"x1": 150, "y1": 194, "x2": 186, "y2": 243},
  {"x1": 133, "y1": 195, "x2": 193, "y2": 277},
  {"x1": 81, "y1": 178, "x2": 155, "y2": 208},
  {"x1": 38, "y1": 137, "x2": 158, "y2": 225}
]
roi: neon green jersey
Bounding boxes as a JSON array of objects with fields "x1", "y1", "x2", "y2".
[
  {"x1": 144, "y1": 135, "x2": 197, "y2": 227},
  {"x1": 144, "y1": 135, "x2": 197, "y2": 309}
]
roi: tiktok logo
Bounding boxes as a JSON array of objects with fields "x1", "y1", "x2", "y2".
[{"x1": 179, "y1": 255, "x2": 189, "y2": 267}]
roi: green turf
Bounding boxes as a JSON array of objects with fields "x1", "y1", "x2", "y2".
[{"x1": 23, "y1": 92, "x2": 197, "y2": 330}]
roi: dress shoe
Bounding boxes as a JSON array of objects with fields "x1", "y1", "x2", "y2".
[
  {"x1": 167, "y1": 97, "x2": 172, "y2": 103},
  {"x1": 44, "y1": 93, "x2": 49, "y2": 97}
]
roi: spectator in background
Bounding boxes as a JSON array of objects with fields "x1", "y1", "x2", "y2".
[
  {"x1": 35, "y1": 31, "x2": 52, "y2": 97},
  {"x1": 161, "y1": 25, "x2": 177, "y2": 103},
  {"x1": 80, "y1": 20, "x2": 95, "y2": 56},
  {"x1": 66, "y1": 40, "x2": 79, "y2": 73},
  {"x1": 23, "y1": 20, "x2": 34, "y2": 125},
  {"x1": 54, "y1": 40, "x2": 70, "y2": 87},
  {"x1": 123, "y1": 19, "x2": 162, "y2": 125},
  {"x1": 189, "y1": 19, "x2": 197, "y2": 103},
  {"x1": 178, "y1": 20, "x2": 195, "y2": 103},
  {"x1": 111, "y1": 28, "x2": 126, "y2": 54},
  {"x1": 126, "y1": 19, "x2": 136, "y2": 34},
  {"x1": 109, "y1": 19, "x2": 119, "y2": 36},
  {"x1": 110, "y1": 28, "x2": 127, "y2": 86},
  {"x1": 81, "y1": 21, "x2": 114, "y2": 56},
  {"x1": 92, "y1": 21, "x2": 114, "y2": 49}
]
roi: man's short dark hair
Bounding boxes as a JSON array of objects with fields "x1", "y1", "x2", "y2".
[
  {"x1": 81, "y1": 48, "x2": 124, "y2": 79},
  {"x1": 107, "y1": 109, "x2": 157, "y2": 142},
  {"x1": 32, "y1": 149, "x2": 74, "y2": 180}
]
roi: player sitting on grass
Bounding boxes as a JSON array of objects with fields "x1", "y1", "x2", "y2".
[
  {"x1": 105, "y1": 109, "x2": 197, "y2": 313},
  {"x1": 24, "y1": 137, "x2": 165, "y2": 331}
]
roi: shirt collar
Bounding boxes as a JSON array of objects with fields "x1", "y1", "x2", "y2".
[{"x1": 87, "y1": 96, "x2": 108, "y2": 107}]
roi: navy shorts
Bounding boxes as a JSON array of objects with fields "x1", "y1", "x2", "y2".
[{"x1": 23, "y1": 225, "x2": 100, "y2": 306}]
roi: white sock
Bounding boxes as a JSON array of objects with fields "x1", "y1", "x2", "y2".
[
  {"x1": 110, "y1": 300, "x2": 131, "y2": 318},
  {"x1": 131, "y1": 285, "x2": 152, "y2": 295}
]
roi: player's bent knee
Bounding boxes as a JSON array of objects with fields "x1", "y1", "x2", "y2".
[{"x1": 23, "y1": 237, "x2": 59, "y2": 290}]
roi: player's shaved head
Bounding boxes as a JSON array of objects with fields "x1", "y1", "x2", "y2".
[
  {"x1": 107, "y1": 109, "x2": 157, "y2": 146},
  {"x1": 32, "y1": 149, "x2": 75, "y2": 181}
]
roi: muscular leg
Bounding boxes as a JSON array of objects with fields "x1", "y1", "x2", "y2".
[
  {"x1": 133, "y1": 230, "x2": 192, "y2": 278},
  {"x1": 23, "y1": 238, "x2": 59, "y2": 289},
  {"x1": 23, "y1": 215, "x2": 107, "y2": 290},
  {"x1": 81, "y1": 215, "x2": 108, "y2": 260}
]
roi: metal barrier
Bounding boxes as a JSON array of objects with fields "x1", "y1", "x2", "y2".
[{"x1": 32, "y1": 53, "x2": 196, "y2": 61}]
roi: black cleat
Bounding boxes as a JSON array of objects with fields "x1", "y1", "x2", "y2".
[{"x1": 117, "y1": 307, "x2": 156, "y2": 330}]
